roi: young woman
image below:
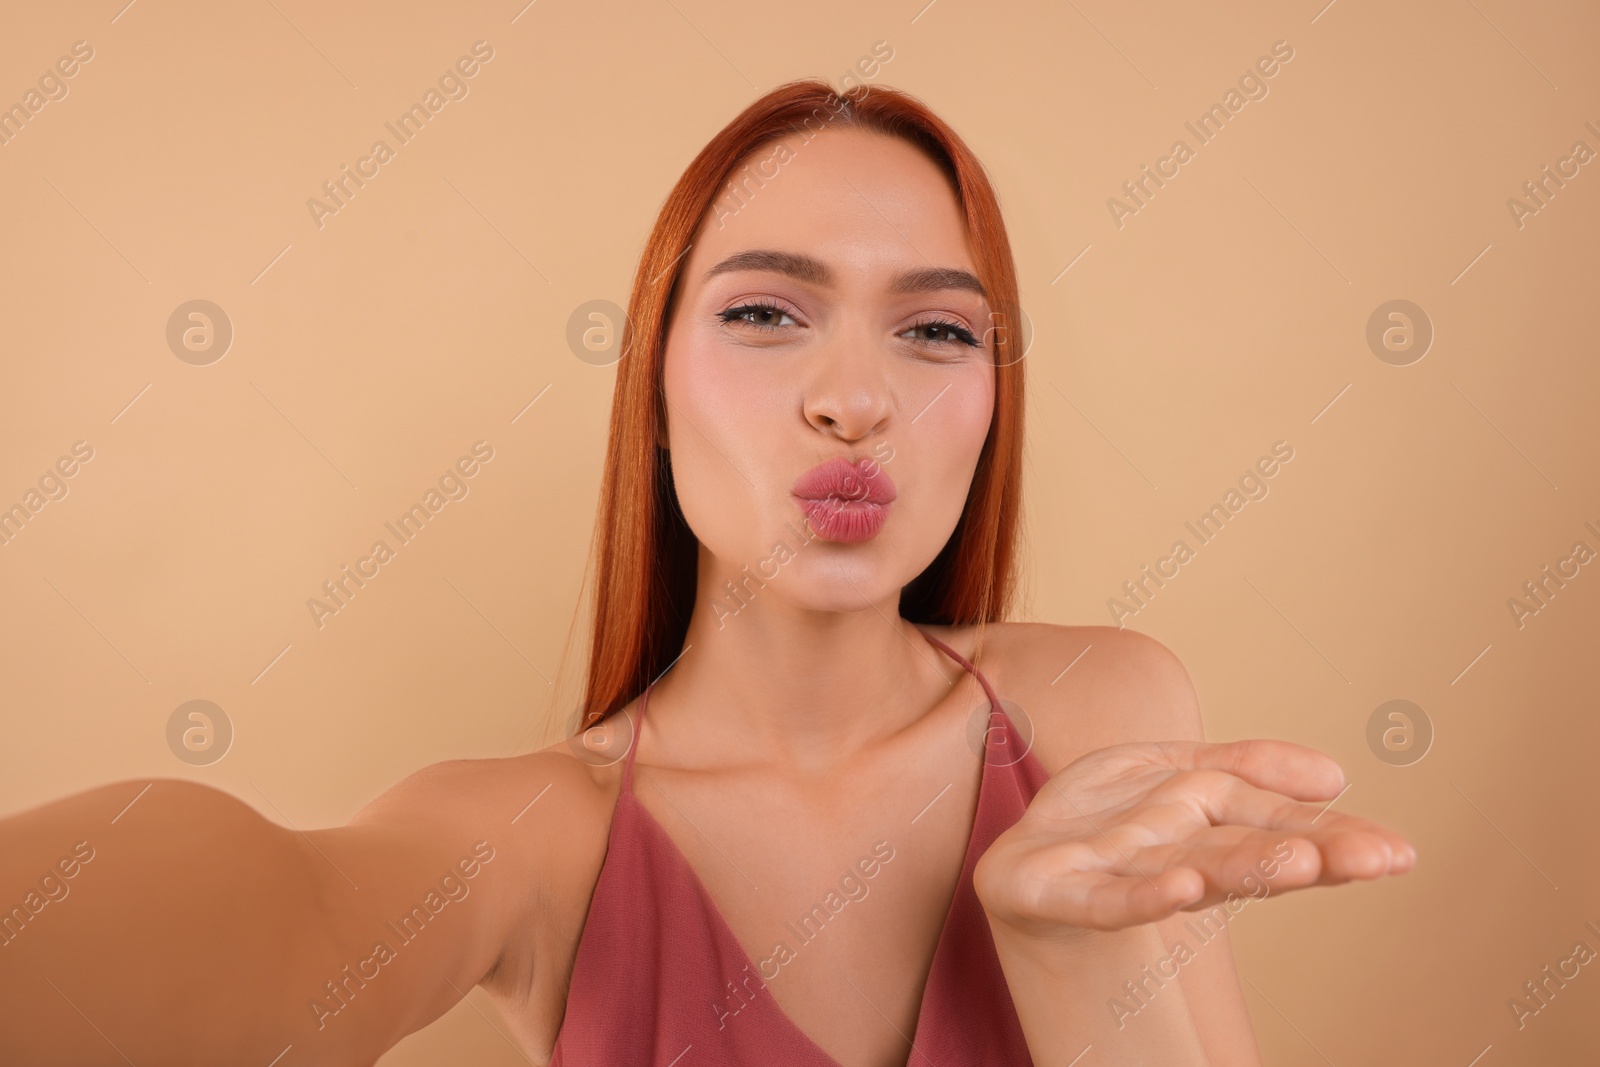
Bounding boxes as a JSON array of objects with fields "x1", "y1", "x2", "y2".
[{"x1": 0, "y1": 80, "x2": 1412, "y2": 1066}]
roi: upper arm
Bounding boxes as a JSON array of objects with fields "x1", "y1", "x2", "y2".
[
  {"x1": 0, "y1": 755, "x2": 604, "y2": 1064},
  {"x1": 1020, "y1": 624, "x2": 1262, "y2": 1066},
  {"x1": 0, "y1": 773, "x2": 526, "y2": 1064}
]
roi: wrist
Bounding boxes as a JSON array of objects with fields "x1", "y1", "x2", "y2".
[{"x1": 984, "y1": 908, "x2": 1161, "y2": 982}]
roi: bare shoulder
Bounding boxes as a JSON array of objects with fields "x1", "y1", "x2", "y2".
[
  {"x1": 930, "y1": 621, "x2": 1207, "y2": 773},
  {"x1": 346, "y1": 741, "x2": 618, "y2": 899},
  {"x1": 348, "y1": 743, "x2": 616, "y2": 852},
  {"x1": 343, "y1": 736, "x2": 623, "y2": 971}
]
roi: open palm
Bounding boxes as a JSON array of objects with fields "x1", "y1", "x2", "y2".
[{"x1": 974, "y1": 738, "x2": 1416, "y2": 935}]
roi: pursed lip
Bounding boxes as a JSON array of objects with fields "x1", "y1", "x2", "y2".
[{"x1": 790, "y1": 456, "x2": 897, "y2": 506}]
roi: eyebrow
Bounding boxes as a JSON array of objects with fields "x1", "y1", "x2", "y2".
[{"x1": 702, "y1": 249, "x2": 987, "y2": 299}]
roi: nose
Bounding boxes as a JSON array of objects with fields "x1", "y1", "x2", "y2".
[{"x1": 801, "y1": 328, "x2": 893, "y2": 441}]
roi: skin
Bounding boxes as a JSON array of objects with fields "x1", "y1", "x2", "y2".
[{"x1": 0, "y1": 128, "x2": 1413, "y2": 1067}]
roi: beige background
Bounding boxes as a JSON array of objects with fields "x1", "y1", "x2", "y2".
[{"x1": 2, "y1": 0, "x2": 1597, "y2": 1062}]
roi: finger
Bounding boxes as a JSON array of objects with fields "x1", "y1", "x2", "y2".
[
  {"x1": 1154, "y1": 738, "x2": 1346, "y2": 802},
  {"x1": 1172, "y1": 773, "x2": 1417, "y2": 871},
  {"x1": 1114, "y1": 827, "x2": 1329, "y2": 900},
  {"x1": 1109, "y1": 817, "x2": 1415, "y2": 906},
  {"x1": 1305, "y1": 820, "x2": 1417, "y2": 882},
  {"x1": 1278, "y1": 810, "x2": 1416, "y2": 881},
  {"x1": 1166, "y1": 780, "x2": 1416, "y2": 887},
  {"x1": 1171, "y1": 828, "x2": 1407, "y2": 894},
  {"x1": 1054, "y1": 785, "x2": 1410, "y2": 896}
]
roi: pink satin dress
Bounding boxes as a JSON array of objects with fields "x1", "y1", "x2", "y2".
[{"x1": 550, "y1": 629, "x2": 1050, "y2": 1065}]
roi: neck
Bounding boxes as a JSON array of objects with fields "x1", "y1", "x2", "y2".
[{"x1": 654, "y1": 550, "x2": 966, "y2": 772}]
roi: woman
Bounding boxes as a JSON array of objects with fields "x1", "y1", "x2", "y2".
[{"x1": 0, "y1": 80, "x2": 1412, "y2": 1066}]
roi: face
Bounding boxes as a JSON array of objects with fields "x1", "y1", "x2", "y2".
[{"x1": 661, "y1": 127, "x2": 996, "y2": 616}]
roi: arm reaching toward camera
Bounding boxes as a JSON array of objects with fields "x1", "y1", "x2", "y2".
[{"x1": 0, "y1": 754, "x2": 594, "y2": 1066}]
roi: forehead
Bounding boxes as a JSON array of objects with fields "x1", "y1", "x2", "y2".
[{"x1": 683, "y1": 127, "x2": 978, "y2": 291}]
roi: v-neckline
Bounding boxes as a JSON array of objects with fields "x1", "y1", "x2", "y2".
[{"x1": 619, "y1": 630, "x2": 1007, "y2": 1065}]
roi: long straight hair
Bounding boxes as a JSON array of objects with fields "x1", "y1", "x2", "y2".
[{"x1": 576, "y1": 79, "x2": 1026, "y2": 727}]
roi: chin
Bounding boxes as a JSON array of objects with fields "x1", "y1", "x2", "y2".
[
  {"x1": 787, "y1": 579, "x2": 901, "y2": 616},
  {"x1": 784, "y1": 544, "x2": 929, "y2": 606}
]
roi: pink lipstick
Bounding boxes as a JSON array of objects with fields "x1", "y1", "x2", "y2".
[{"x1": 791, "y1": 456, "x2": 897, "y2": 543}]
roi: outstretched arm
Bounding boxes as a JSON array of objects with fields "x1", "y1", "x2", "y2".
[{"x1": 0, "y1": 754, "x2": 583, "y2": 1065}]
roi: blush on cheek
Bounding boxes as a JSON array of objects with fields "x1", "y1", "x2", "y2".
[
  {"x1": 914, "y1": 368, "x2": 992, "y2": 527},
  {"x1": 661, "y1": 364, "x2": 775, "y2": 566},
  {"x1": 662, "y1": 328, "x2": 753, "y2": 434},
  {"x1": 938, "y1": 365, "x2": 995, "y2": 454}
]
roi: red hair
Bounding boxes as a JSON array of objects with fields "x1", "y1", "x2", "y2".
[{"x1": 576, "y1": 79, "x2": 1025, "y2": 727}]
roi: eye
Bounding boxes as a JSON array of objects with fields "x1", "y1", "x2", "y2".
[
  {"x1": 900, "y1": 317, "x2": 982, "y2": 349},
  {"x1": 720, "y1": 301, "x2": 798, "y2": 332}
]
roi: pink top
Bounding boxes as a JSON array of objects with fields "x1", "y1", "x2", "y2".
[{"x1": 550, "y1": 629, "x2": 1051, "y2": 1065}]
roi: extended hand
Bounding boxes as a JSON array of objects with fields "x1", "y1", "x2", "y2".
[{"x1": 973, "y1": 739, "x2": 1415, "y2": 937}]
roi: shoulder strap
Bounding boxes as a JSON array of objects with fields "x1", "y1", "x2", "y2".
[
  {"x1": 620, "y1": 683, "x2": 652, "y2": 794},
  {"x1": 918, "y1": 627, "x2": 1002, "y2": 712}
]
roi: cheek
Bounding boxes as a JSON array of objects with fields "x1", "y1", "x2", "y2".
[
  {"x1": 958, "y1": 370, "x2": 995, "y2": 445},
  {"x1": 926, "y1": 367, "x2": 993, "y2": 471},
  {"x1": 905, "y1": 367, "x2": 992, "y2": 523},
  {"x1": 662, "y1": 337, "x2": 778, "y2": 547},
  {"x1": 664, "y1": 338, "x2": 772, "y2": 470}
]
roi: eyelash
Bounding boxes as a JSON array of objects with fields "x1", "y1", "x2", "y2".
[{"x1": 719, "y1": 300, "x2": 983, "y2": 349}]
